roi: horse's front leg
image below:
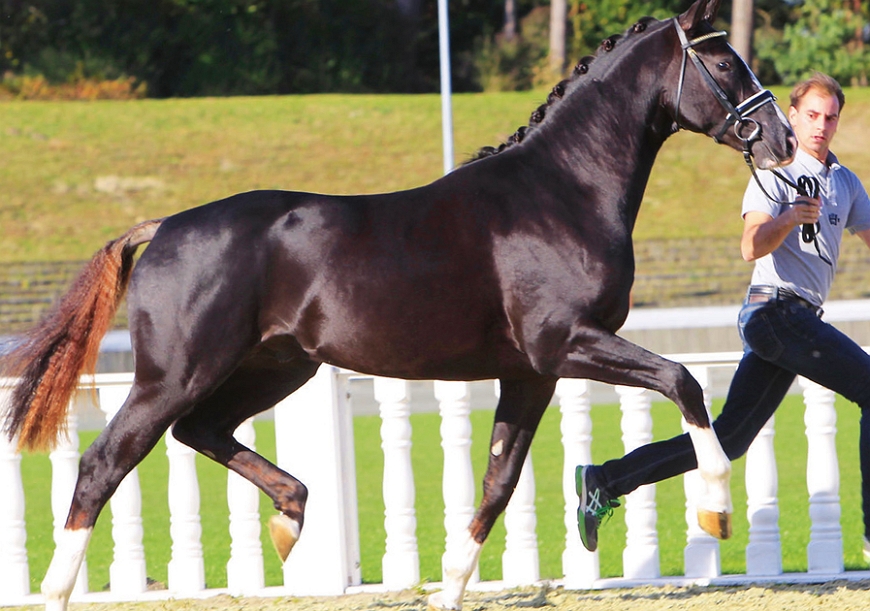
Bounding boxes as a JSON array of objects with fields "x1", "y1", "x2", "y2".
[
  {"x1": 428, "y1": 378, "x2": 555, "y2": 611},
  {"x1": 550, "y1": 326, "x2": 732, "y2": 539}
]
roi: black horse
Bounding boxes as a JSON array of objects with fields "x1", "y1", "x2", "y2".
[{"x1": 2, "y1": 1, "x2": 795, "y2": 609}]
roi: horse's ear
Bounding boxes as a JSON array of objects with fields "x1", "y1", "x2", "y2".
[{"x1": 678, "y1": 0, "x2": 721, "y2": 32}]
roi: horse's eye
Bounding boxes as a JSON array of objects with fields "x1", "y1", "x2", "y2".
[{"x1": 717, "y1": 61, "x2": 731, "y2": 71}]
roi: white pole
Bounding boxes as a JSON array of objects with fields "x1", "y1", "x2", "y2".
[{"x1": 437, "y1": 0, "x2": 455, "y2": 174}]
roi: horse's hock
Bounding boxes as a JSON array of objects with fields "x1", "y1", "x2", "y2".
[{"x1": 3, "y1": 236, "x2": 870, "y2": 337}]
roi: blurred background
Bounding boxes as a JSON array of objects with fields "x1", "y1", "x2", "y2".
[{"x1": 2, "y1": 0, "x2": 868, "y2": 100}]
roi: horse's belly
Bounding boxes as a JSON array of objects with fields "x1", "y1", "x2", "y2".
[{"x1": 304, "y1": 319, "x2": 531, "y2": 381}]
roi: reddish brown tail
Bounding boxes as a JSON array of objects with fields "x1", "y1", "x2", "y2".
[{"x1": 1, "y1": 219, "x2": 163, "y2": 451}]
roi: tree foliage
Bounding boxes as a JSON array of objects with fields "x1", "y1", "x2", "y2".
[
  {"x1": 568, "y1": 0, "x2": 685, "y2": 58},
  {"x1": 767, "y1": 0, "x2": 869, "y2": 86},
  {"x1": 1, "y1": 0, "x2": 869, "y2": 97},
  {"x1": 1, "y1": 0, "x2": 441, "y2": 96}
]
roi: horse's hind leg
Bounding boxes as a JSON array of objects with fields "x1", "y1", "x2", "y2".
[
  {"x1": 429, "y1": 376, "x2": 557, "y2": 611},
  {"x1": 41, "y1": 382, "x2": 195, "y2": 611},
  {"x1": 170, "y1": 349, "x2": 320, "y2": 562}
]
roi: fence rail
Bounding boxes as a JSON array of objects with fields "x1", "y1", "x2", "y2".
[{"x1": 2, "y1": 352, "x2": 870, "y2": 607}]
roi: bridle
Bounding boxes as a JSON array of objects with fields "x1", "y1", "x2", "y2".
[
  {"x1": 672, "y1": 19, "x2": 831, "y2": 266},
  {"x1": 672, "y1": 18, "x2": 777, "y2": 145}
]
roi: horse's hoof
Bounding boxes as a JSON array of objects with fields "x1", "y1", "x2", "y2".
[
  {"x1": 268, "y1": 514, "x2": 301, "y2": 562},
  {"x1": 427, "y1": 591, "x2": 461, "y2": 611},
  {"x1": 697, "y1": 509, "x2": 732, "y2": 539}
]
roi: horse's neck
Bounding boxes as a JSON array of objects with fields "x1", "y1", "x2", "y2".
[{"x1": 531, "y1": 77, "x2": 670, "y2": 230}]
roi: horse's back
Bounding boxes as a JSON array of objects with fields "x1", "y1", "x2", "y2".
[{"x1": 125, "y1": 187, "x2": 532, "y2": 380}]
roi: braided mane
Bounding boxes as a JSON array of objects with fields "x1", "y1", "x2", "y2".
[{"x1": 465, "y1": 16, "x2": 660, "y2": 164}]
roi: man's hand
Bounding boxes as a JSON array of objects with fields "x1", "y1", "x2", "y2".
[
  {"x1": 742, "y1": 196, "x2": 822, "y2": 262},
  {"x1": 789, "y1": 196, "x2": 821, "y2": 228}
]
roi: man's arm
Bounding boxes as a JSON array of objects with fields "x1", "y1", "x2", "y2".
[
  {"x1": 856, "y1": 227, "x2": 870, "y2": 250},
  {"x1": 741, "y1": 196, "x2": 821, "y2": 261}
]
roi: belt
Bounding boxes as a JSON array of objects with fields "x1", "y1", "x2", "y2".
[{"x1": 746, "y1": 285, "x2": 823, "y2": 317}]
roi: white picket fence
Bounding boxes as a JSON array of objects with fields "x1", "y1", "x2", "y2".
[{"x1": 2, "y1": 350, "x2": 870, "y2": 607}]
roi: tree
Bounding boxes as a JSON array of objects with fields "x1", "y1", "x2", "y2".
[
  {"x1": 569, "y1": 1, "x2": 684, "y2": 59},
  {"x1": 774, "y1": 0, "x2": 870, "y2": 86},
  {"x1": 505, "y1": 0, "x2": 517, "y2": 41},
  {"x1": 731, "y1": 0, "x2": 753, "y2": 64},
  {"x1": 549, "y1": 0, "x2": 567, "y2": 77}
]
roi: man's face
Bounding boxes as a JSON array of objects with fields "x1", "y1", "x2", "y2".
[{"x1": 788, "y1": 88, "x2": 840, "y2": 163}]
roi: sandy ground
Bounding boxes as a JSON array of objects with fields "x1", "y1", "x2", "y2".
[{"x1": 6, "y1": 582, "x2": 870, "y2": 611}]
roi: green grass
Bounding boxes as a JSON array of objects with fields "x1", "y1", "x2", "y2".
[
  {"x1": 18, "y1": 393, "x2": 866, "y2": 593},
  {"x1": 6, "y1": 87, "x2": 870, "y2": 262}
]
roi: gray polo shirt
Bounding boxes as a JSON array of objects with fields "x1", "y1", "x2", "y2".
[{"x1": 742, "y1": 148, "x2": 870, "y2": 306}]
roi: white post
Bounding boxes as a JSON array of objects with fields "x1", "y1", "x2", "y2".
[
  {"x1": 502, "y1": 451, "x2": 539, "y2": 586},
  {"x1": 616, "y1": 385, "x2": 660, "y2": 579},
  {"x1": 682, "y1": 365, "x2": 720, "y2": 578},
  {"x1": 374, "y1": 377, "x2": 420, "y2": 589},
  {"x1": 275, "y1": 366, "x2": 361, "y2": 594},
  {"x1": 437, "y1": 0, "x2": 454, "y2": 174},
  {"x1": 0, "y1": 385, "x2": 30, "y2": 598},
  {"x1": 226, "y1": 418, "x2": 265, "y2": 594},
  {"x1": 745, "y1": 415, "x2": 782, "y2": 575},
  {"x1": 435, "y1": 380, "x2": 478, "y2": 586},
  {"x1": 556, "y1": 378, "x2": 599, "y2": 588},
  {"x1": 800, "y1": 378, "x2": 843, "y2": 573},
  {"x1": 49, "y1": 402, "x2": 88, "y2": 596},
  {"x1": 165, "y1": 429, "x2": 205, "y2": 593}
]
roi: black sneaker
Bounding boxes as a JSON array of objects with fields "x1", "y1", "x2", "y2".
[{"x1": 576, "y1": 465, "x2": 620, "y2": 552}]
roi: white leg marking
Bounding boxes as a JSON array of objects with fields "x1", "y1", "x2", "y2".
[
  {"x1": 41, "y1": 527, "x2": 93, "y2": 611},
  {"x1": 427, "y1": 529, "x2": 482, "y2": 611},
  {"x1": 686, "y1": 424, "x2": 732, "y2": 512}
]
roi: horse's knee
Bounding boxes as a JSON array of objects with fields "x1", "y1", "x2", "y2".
[{"x1": 668, "y1": 366, "x2": 708, "y2": 428}]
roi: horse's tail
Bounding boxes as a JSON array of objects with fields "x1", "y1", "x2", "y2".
[{"x1": 1, "y1": 218, "x2": 164, "y2": 452}]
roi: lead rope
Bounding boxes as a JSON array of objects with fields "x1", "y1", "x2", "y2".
[{"x1": 742, "y1": 147, "x2": 831, "y2": 266}]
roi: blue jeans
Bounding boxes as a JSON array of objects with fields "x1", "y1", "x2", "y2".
[{"x1": 597, "y1": 296, "x2": 870, "y2": 537}]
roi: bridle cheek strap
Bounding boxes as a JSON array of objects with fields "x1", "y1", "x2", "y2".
[{"x1": 672, "y1": 18, "x2": 776, "y2": 145}]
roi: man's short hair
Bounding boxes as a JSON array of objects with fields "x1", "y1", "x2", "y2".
[{"x1": 790, "y1": 72, "x2": 845, "y2": 113}]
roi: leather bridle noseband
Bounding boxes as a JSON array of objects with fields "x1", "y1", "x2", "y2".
[{"x1": 672, "y1": 18, "x2": 776, "y2": 146}]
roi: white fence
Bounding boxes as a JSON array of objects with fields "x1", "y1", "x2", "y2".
[{"x1": 2, "y1": 351, "x2": 870, "y2": 607}]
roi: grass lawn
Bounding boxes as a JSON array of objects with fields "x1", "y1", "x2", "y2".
[
  {"x1": 18, "y1": 393, "x2": 866, "y2": 593},
  {"x1": 6, "y1": 87, "x2": 870, "y2": 262}
]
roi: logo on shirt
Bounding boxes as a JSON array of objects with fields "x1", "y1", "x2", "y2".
[{"x1": 828, "y1": 213, "x2": 840, "y2": 226}]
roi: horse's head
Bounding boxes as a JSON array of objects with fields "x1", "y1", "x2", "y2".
[{"x1": 668, "y1": 0, "x2": 796, "y2": 169}]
